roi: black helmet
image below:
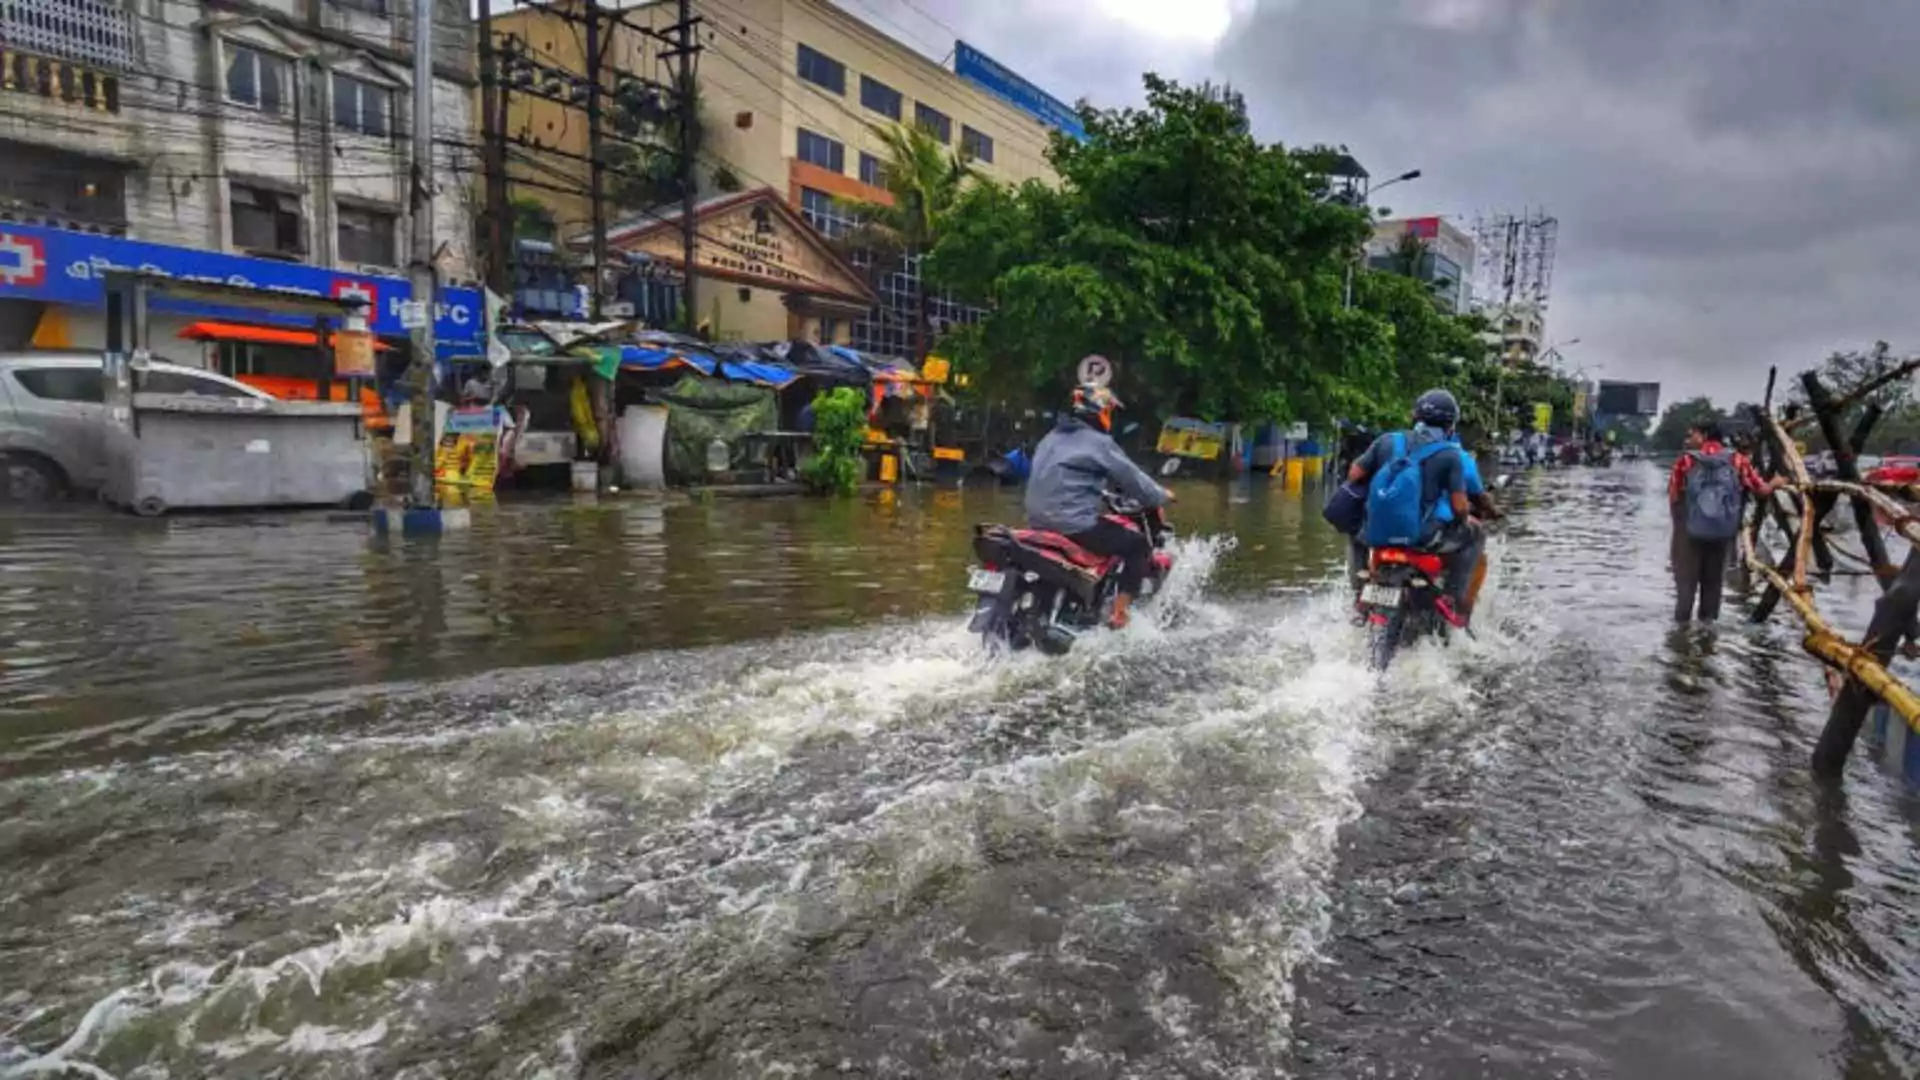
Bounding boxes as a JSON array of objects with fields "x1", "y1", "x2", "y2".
[{"x1": 1413, "y1": 388, "x2": 1460, "y2": 430}]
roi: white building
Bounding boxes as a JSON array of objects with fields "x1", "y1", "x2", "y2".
[
  {"x1": 0, "y1": 0, "x2": 476, "y2": 352},
  {"x1": 1366, "y1": 216, "x2": 1476, "y2": 314}
]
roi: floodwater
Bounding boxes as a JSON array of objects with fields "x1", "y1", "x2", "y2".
[{"x1": 2, "y1": 467, "x2": 1918, "y2": 1078}]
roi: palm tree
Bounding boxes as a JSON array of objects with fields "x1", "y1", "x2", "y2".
[{"x1": 841, "y1": 122, "x2": 977, "y2": 362}]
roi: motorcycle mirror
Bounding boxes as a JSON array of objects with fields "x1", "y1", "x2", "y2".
[{"x1": 1160, "y1": 457, "x2": 1183, "y2": 477}]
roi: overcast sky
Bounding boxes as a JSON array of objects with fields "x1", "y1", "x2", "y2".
[{"x1": 853, "y1": 0, "x2": 1918, "y2": 408}]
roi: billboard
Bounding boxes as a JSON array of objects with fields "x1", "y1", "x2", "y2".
[
  {"x1": 953, "y1": 42, "x2": 1087, "y2": 142},
  {"x1": 1597, "y1": 380, "x2": 1661, "y2": 417}
]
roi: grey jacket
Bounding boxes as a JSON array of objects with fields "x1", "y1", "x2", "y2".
[{"x1": 1025, "y1": 416, "x2": 1169, "y2": 534}]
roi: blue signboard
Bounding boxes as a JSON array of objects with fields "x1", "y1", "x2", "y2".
[
  {"x1": 953, "y1": 42, "x2": 1087, "y2": 143},
  {"x1": 0, "y1": 222, "x2": 483, "y2": 348}
]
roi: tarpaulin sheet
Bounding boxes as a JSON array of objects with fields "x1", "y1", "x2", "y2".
[
  {"x1": 616, "y1": 345, "x2": 715, "y2": 376},
  {"x1": 655, "y1": 374, "x2": 776, "y2": 484},
  {"x1": 720, "y1": 361, "x2": 800, "y2": 388}
]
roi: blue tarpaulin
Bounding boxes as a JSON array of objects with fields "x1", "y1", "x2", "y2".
[
  {"x1": 613, "y1": 345, "x2": 798, "y2": 389},
  {"x1": 720, "y1": 361, "x2": 800, "y2": 389}
]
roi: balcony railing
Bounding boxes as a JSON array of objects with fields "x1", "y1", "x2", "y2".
[
  {"x1": 1, "y1": 51, "x2": 121, "y2": 111},
  {"x1": 0, "y1": 0, "x2": 136, "y2": 72}
]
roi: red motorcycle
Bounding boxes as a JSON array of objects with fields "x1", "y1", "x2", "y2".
[
  {"x1": 1359, "y1": 547, "x2": 1453, "y2": 671},
  {"x1": 966, "y1": 494, "x2": 1175, "y2": 655}
]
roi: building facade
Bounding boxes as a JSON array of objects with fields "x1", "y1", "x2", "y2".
[
  {"x1": 490, "y1": 0, "x2": 1074, "y2": 351},
  {"x1": 1366, "y1": 216, "x2": 1475, "y2": 314},
  {"x1": 0, "y1": 0, "x2": 477, "y2": 355}
]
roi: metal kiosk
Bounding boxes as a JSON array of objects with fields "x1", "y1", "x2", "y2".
[{"x1": 98, "y1": 272, "x2": 373, "y2": 515}]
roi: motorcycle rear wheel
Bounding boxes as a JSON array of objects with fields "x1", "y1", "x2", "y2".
[{"x1": 1368, "y1": 609, "x2": 1407, "y2": 672}]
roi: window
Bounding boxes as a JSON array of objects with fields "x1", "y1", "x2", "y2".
[
  {"x1": 337, "y1": 204, "x2": 396, "y2": 265},
  {"x1": 144, "y1": 370, "x2": 253, "y2": 398},
  {"x1": 225, "y1": 44, "x2": 288, "y2": 115},
  {"x1": 796, "y1": 128, "x2": 844, "y2": 173},
  {"x1": 914, "y1": 103, "x2": 951, "y2": 144},
  {"x1": 798, "y1": 186, "x2": 855, "y2": 239},
  {"x1": 10, "y1": 366, "x2": 103, "y2": 403},
  {"x1": 961, "y1": 125, "x2": 993, "y2": 164},
  {"x1": 329, "y1": 0, "x2": 388, "y2": 12},
  {"x1": 858, "y1": 152, "x2": 886, "y2": 188},
  {"x1": 860, "y1": 75, "x2": 901, "y2": 120},
  {"x1": 332, "y1": 73, "x2": 391, "y2": 137},
  {"x1": 795, "y1": 43, "x2": 845, "y2": 95},
  {"x1": 230, "y1": 184, "x2": 305, "y2": 256}
]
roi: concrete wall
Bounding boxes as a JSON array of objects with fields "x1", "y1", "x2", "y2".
[{"x1": 1, "y1": 0, "x2": 474, "y2": 279}]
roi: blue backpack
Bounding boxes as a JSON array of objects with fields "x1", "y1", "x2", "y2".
[{"x1": 1361, "y1": 433, "x2": 1455, "y2": 547}]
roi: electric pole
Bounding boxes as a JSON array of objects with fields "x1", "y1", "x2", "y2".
[
  {"x1": 406, "y1": 0, "x2": 438, "y2": 507},
  {"x1": 479, "y1": 0, "x2": 508, "y2": 296},
  {"x1": 585, "y1": 0, "x2": 608, "y2": 320},
  {"x1": 661, "y1": 0, "x2": 701, "y2": 335}
]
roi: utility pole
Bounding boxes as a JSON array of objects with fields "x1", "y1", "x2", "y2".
[
  {"x1": 479, "y1": 0, "x2": 509, "y2": 296},
  {"x1": 406, "y1": 0, "x2": 438, "y2": 507},
  {"x1": 651, "y1": 0, "x2": 702, "y2": 335},
  {"x1": 677, "y1": 0, "x2": 698, "y2": 336},
  {"x1": 585, "y1": 0, "x2": 607, "y2": 320}
]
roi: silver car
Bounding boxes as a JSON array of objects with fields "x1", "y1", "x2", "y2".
[{"x1": 0, "y1": 352, "x2": 276, "y2": 500}]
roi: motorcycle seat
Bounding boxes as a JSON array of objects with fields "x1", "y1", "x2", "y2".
[{"x1": 1010, "y1": 528, "x2": 1121, "y2": 572}]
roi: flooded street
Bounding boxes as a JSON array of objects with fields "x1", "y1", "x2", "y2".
[{"x1": 5, "y1": 467, "x2": 1920, "y2": 1077}]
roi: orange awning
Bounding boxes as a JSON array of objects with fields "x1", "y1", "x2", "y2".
[{"x1": 178, "y1": 321, "x2": 392, "y2": 350}]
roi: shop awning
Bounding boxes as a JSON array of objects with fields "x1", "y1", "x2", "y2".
[{"x1": 178, "y1": 321, "x2": 393, "y2": 350}]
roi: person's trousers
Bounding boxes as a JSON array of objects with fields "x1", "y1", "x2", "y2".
[
  {"x1": 1431, "y1": 520, "x2": 1485, "y2": 611},
  {"x1": 1070, "y1": 518, "x2": 1152, "y2": 597},
  {"x1": 1675, "y1": 536, "x2": 1731, "y2": 621}
]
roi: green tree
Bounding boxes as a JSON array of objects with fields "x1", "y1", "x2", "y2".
[
  {"x1": 839, "y1": 121, "x2": 979, "y2": 363},
  {"x1": 604, "y1": 73, "x2": 711, "y2": 210},
  {"x1": 1650, "y1": 397, "x2": 1728, "y2": 451},
  {"x1": 930, "y1": 75, "x2": 1406, "y2": 425},
  {"x1": 801, "y1": 388, "x2": 867, "y2": 495}
]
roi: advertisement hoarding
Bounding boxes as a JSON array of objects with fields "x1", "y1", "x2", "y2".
[{"x1": 1596, "y1": 380, "x2": 1661, "y2": 417}]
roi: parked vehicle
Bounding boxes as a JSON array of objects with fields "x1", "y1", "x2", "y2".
[
  {"x1": 1865, "y1": 455, "x2": 1920, "y2": 486},
  {"x1": 0, "y1": 352, "x2": 274, "y2": 501},
  {"x1": 965, "y1": 493, "x2": 1176, "y2": 655}
]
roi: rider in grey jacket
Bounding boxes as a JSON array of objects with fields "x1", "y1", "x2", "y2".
[{"x1": 1024, "y1": 381, "x2": 1173, "y2": 628}]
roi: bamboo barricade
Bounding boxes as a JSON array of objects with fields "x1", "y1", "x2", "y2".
[{"x1": 1741, "y1": 363, "x2": 1920, "y2": 779}]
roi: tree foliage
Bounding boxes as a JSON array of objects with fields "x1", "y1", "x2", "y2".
[
  {"x1": 801, "y1": 388, "x2": 867, "y2": 495},
  {"x1": 926, "y1": 75, "x2": 1493, "y2": 428},
  {"x1": 1650, "y1": 397, "x2": 1732, "y2": 451},
  {"x1": 838, "y1": 122, "x2": 979, "y2": 361}
]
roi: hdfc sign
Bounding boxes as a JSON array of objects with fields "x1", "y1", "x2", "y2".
[{"x1": 0, "y1": 232, "x2": 48, "y2": 288}]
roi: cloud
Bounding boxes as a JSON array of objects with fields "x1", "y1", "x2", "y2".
[{"x1": 1212, "y1": 0, "x2": 1920, "y2": 404}]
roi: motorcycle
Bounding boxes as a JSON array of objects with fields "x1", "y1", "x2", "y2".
[
  {"x1": 965, "y1": 494, "x2": 1176, "y2": 655},
  {"x1": 1359, "y1": 473, "x2": 1511, "y2": 672},
  {"x1": 1359, "y1": 546, "x2": 1454, "y2": 671}
]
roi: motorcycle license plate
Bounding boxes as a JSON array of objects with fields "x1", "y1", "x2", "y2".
[
  {"x1": 967, "y1": 568, "x2": 1007, "y2": 594},
  {"x1": 1361, "y1": 584, "x2": 1404, "y2": 609}
]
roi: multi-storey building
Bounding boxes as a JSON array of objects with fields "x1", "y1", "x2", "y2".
[
  {"x1": 490, "y1": 0, "x2": 1078, "y2": 351},
  {"x1": 0, "y1": 0, "x2": 480, "y2": 358},
  {"x1": 1366, "y1": 216, "x2": 1475, "y2": 314}
]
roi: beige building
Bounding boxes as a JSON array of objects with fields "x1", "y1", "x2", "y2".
[{"x1": 488, "y1": 0, "x2": 1069, "y2": 349}]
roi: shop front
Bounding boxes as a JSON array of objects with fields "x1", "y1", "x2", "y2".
[{"x1": 0, "y1": 222, "x2": 485, "y2": 404}]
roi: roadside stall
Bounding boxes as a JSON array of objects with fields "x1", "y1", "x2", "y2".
[{"x1": 96, "y1": 272, "x2": 371, "y2": 514}]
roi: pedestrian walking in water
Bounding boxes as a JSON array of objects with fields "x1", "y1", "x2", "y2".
[{"x1": 1670, "y1": 420, "x2": 1780, "y2": 621}]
